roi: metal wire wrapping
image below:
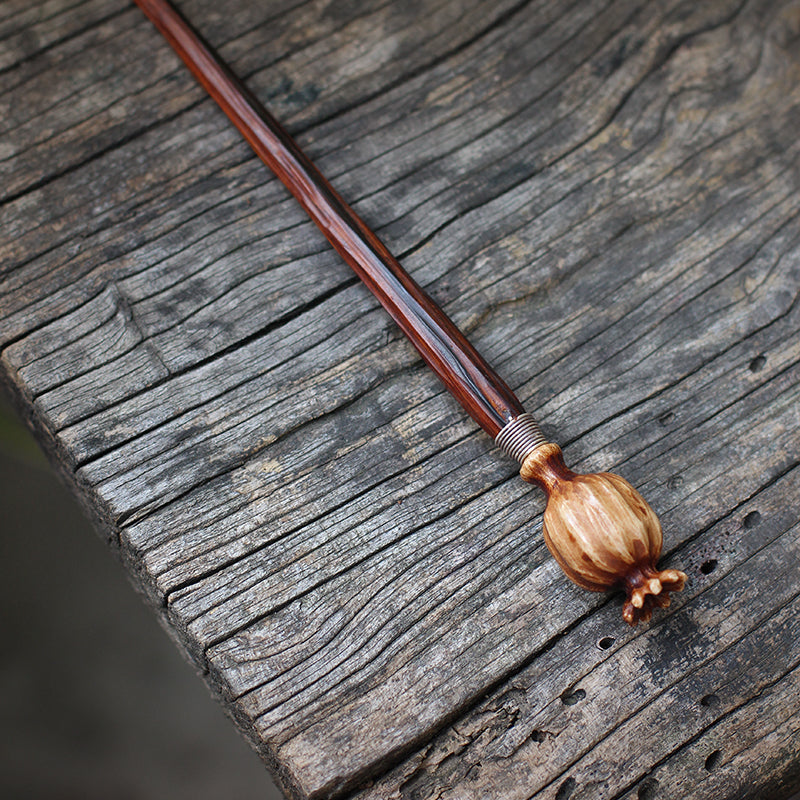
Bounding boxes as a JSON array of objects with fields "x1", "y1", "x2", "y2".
[{"x1": 495, "y1": 413, "x2": 548, "y2": 463}]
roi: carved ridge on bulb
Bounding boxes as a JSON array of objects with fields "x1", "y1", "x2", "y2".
[{"x1": 520, "y1": 442, "x2": 686, "y2": 626}]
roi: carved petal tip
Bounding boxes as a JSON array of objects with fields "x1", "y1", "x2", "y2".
[{"x1": 622, "y1": 567, "x2": 687, "y2": 626}]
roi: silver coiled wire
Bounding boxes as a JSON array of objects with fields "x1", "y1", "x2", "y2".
[{"x1": 494, "y1": 412, "x2": 548, "y2": 463}]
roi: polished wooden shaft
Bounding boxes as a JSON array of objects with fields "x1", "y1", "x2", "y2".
[{"x1": 133, "y1": 0, "x2": 525, "y2": 437}]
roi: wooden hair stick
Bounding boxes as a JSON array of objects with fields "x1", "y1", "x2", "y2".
[{"x1": 133, "y1": 0, "x2": 685, "y2": 625}]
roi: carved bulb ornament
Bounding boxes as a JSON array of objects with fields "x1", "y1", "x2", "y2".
[{"x1": 520, "y1": 443, "x2": 686, "y2": 625}]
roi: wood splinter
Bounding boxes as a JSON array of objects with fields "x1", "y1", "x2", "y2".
[{"x1": 133, "y1": 0, "x2": 686, "y2": 625}]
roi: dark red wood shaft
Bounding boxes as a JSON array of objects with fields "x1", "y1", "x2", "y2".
[{"x1": 133, "y1": 0, "x2": 525, "y2": 437}]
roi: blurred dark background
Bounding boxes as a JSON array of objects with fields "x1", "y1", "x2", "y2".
[{"x1": 0, "y1": 394, "x2": 283, "y2": 799}]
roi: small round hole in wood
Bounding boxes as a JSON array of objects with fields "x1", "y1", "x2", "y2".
[
  {"x1": 560, "y1": 687, "x2": 586, "y2": 706},
  {"x1": 749, "y1": 354, "x2": 766, "y2": 372},
  {"x1": 704, "y1": 750, "x2": 721, "y2": 771},
  {"x1": 743, "y1": 510, "x2": 761, "y2": 529},
  {"x1": 555, "y1": 776, "x2": 576, "y2": 800},
  {"x1": 638, "y1": 777, "x2": 659, "y2": 799},
  {"x1": 597, "y1": 636, "x2": 616, "y2": 650},
  {"x1": 700, "y1": 693, "x2": 720, "y2": 709},
  {"x1": 700, "y1": 559, "x2": 718, "y2": 575}
]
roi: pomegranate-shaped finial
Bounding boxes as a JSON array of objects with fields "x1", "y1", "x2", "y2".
[{"x1": 520, "y1": 443, "x2": 686, "y2": 625}]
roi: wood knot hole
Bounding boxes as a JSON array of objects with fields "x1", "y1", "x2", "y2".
[
  {"x1": 597, "y1": 636, "x2": 616, "y2": 650},
  {"x1": 700, "y1": 693, "x2": 720, "y2": 709},
  {"x1": 749, "y1": 354, "x2": 766, "y2": 372}
]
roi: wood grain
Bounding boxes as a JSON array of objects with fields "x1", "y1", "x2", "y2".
[{"x1": 2, "y1": 0, "x2": 799, "y2": 798}]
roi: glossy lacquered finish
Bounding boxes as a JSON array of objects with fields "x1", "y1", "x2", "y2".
[
  {"x1": 133, "y1": 0, "x2": 525, "y2": 437},
  {"x1": 520, "y1": 443, "x2": 687, "y2": 625}
]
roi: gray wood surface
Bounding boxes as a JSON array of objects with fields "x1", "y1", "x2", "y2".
[{"x1": 2, "y1": 0, "x2": 799, "y2": 798}]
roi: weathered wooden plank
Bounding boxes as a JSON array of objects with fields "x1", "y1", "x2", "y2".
[
  {"x1": 352, "y1": 468, "x2": 800, "y2": 800},
  {"x1": 2, "y1": 0, "x2": 800, "y2": 798}
]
